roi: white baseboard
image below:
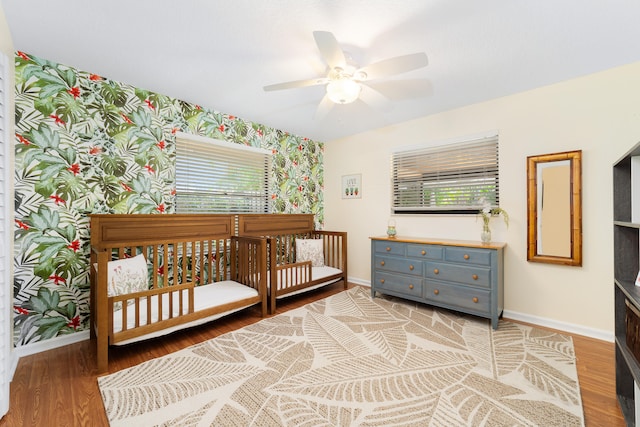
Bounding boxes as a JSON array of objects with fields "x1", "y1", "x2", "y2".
[
  {"x1": 14, "y1": 331, "x2": 90, "y2": 360},
  {"x1": 502, "y1": 310, "x2": 614, "y2": 342},
  {"x1": 348, "y1": 276, "x2": 370, "y2": 287},
  {"x1": 355, "y1": 278, "x2": 613, "y2": 342}
]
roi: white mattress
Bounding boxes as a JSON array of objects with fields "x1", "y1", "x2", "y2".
[
  {"x1": 112, "y1": 280, "x2": 259, "y2": 345},
  {"x1": 274, "y1": 266, "x2": 342, "y2": 298}
]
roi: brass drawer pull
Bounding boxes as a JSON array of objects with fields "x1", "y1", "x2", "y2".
[
  {"x1": 421, "y1": 250, "x2": 426, "y2": 255},
  {"x1": 472, "y1": 274, "x2": 478, "y2": 280},
  {"x1": 380, "y1": 261, "x2": 385, "y2": 266},
  {"x1": 380, "y1": 279, "x2": 385, "y2": 284},
  {"x1": 472, "y1": 297, "x2": 479, "y2": 303},
  {"x1": 464, "y1": 254, "x2": 470, "y2": 260},
  {"x1": 409, "y1": 265, "x2": 414, "y2": 271},
  {"x1": 409, "y1": 284, "x2": 414, "y2": 290},
  {"x1": 433, "y1": 289, "x2": 439, "y2": 295},
  {"x1": 386, "y1": 247, "x2": 391, "y2": 252},
  {"x1": 433, "y1": 268, "x2": 439, "y2": 274}
]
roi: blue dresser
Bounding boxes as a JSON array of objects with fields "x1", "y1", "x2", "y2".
[{"x1": 370, "y1": 236, "x2": 505, "y2": 329}]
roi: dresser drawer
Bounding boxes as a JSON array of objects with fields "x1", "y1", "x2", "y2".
[
  {"x1": 407, "y1": 244, "x2": 443, "y2": 260},
  {"x1": 375, "y1": 256, "x2": 422, "y2": 276},
  {"x1": 375, "y1": 272, "x2": 423, "y2": 298},
  {"x1": 425, "y1": 262, "x2": 490, "y2": 287},
  {"x1": 374, "y1": 240, "x2": 406, "y2": 256},
  {"x1": 425, "y1": 282, "x2": 491, "y2": 314},
  {"x1": 444, "y1": 247, "x2": 492, "y2": 266}
]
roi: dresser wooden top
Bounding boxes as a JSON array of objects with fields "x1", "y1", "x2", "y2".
[{"x1": 370, "y1": 236, "x2": 507, "y2": 250}]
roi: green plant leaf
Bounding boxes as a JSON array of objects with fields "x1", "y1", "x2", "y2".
[
  {"x1": 38, "y1": 162, "x2": 68, "y2": 182},
  {"x1": 36, "y1": 316, "x2": 69, "y2": 340},
  {"x1": 33, "y1": 97, "x2": 56, "y2": 117},
  {"x1": 127, "y1": 196, "x2": 157, "y2": 213},
  {"x1": 58, "y1": 147, "x2": 77, "y2": 166},
  {"x1": 29, "y1": 296, "x2": 48, "y2": 314},
  {"x1": 99, "y1": 155, "x2": 127, "y2": 177},
  {"x1": 130, "y1": 174, "x2": 151, "y2": 194},
  {"x1": 29, "y1": 124, "x2": 60, "y2": 150},
  {"x1": 55, "y1": 301, "x2": 76, "y2": 319},
  {"x1": 28, "y1": 287, "x2": 60, "y2": 313},
  {"x1": 34, "y1": 179, "x2": 58, "y2": 199},
  {"x1": 131, "y1": 107, "x2": 152, "y2": 128},
  {"x1": 132, "y1": 130, "x2": 158, "y2": 153},
  {"x1": 55, "y1": 249, "x2": 87, "y2": 279},
  {"x1": 28, "y1": 205, "x2": 60, "y2": 231},
  {"x1": 61, "y1": 224, "x2": 76, "y2": 243},
  {"x1": 90, "y1": 174, "x2": 123, "y2": 200},
  {"x1": 105, "y1": 122, "x2": 134, "y2": 140},
  {"x1": 99, "y1": 83, "x2": 127, "y2": 107},
  {"x1": 34, "y1": 259, "x2": 56, "y2": 279},
  {"x1": 55, "y1": 173, "x2": 88, "y2": 202},
  {"x1": 37, "y1": 241, "x2": 68, "y2": 263},
  {"x1": 62, "y1": 68, "x2": 77, "y2": 88}
]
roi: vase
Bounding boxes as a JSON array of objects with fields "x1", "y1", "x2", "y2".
[
  {"x1": 481, "y1": 225, "x2": 491, "y2": 243},
  {"x1": 387, "y1": 219, "x2": 397, "y2": 238}
]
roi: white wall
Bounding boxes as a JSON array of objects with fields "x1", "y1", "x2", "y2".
[{"x1": 324, "y1": 61, "x2": 640, "y2": 338}]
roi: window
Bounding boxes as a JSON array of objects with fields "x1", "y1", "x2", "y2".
[
  {"x1": 175, "y1": 132, "x2": 272, "y2": 213},
  {"x1": 391, "y1": 134, "x2": 499, "y2": 214}
]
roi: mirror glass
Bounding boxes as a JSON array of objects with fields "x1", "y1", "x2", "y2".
[{"x1": 527, "y1": 150, "x2": 582, "y2": 266}]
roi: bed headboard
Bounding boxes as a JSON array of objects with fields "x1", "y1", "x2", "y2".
[
  {"x1": 236, "y1": 214, "x2": 315, "y2": 237},
  {"x1": 90, "y1": 214, "x2": 234, "y2": 248}
]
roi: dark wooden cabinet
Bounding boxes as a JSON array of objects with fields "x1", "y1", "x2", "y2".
[{"x1": 614, "y1": 141, "x2": 640, "y2": 426}]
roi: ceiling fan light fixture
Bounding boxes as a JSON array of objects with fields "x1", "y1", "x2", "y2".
[{"x1": 326, "y1": 78, "x2": 361, "y2": 104}]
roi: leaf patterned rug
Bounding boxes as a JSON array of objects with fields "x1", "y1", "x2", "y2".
[{"x1": 98, "y1": 286, "x2": 584, "y2": 426}]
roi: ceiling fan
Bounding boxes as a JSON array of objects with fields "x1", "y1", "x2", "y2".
[{"x1": 263, "y1": 31, "x2": 428, "y2": 118}]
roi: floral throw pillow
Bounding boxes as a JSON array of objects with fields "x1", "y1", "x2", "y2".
[
  {"x1": 107, "y1": 254, "x2": 149, "y2": 297},
  {"x1": 296, "y1": 239, "x2": 325, "y2": 267}
]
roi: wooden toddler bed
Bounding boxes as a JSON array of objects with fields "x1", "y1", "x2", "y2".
[
  {"x1": 236, "y1": 214, "x2": 347, "y2": 314},
  {"x1": 90, "y1": 214, "x2": 267, "y2": 373}
]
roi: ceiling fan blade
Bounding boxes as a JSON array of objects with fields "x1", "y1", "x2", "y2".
[
  {"x1": 313, "y1": 31, "x2": 346, "y2": 69},
  {"x1": 359, "y1": 84, "x2": 391, "y2": 111},
  {"x1": 357, "y1": 52, "x2": 428, "y2": 81},
  {"x1": 263, "y1": 77, "x2": 328, "y2": 91},
  {"x1": 314, "y1": 94, "x2": 334, "y2": 121}
]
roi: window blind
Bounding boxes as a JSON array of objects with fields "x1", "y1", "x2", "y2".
[
  {"x1": 392, "y1": 135, "x2": 499, "y2": 214},
  {"x1": 0, "y1": 52, "x2": 11, "y2": 417},
  {"x1": 175, "y1": 132, "x2": 272, "y2": 213}
]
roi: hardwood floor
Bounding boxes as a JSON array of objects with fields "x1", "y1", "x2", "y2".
[{"x1": 0, "y1": 282, "x2": 625, "y2": 426}]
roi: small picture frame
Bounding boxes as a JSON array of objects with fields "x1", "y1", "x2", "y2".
[{"x1": 342, "y1": 174, "x2": 362, "y2": 199}]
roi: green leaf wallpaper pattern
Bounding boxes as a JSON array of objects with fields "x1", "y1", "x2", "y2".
[{"x1": 12, "y1": 51, "x2": 325, "y2": 346}]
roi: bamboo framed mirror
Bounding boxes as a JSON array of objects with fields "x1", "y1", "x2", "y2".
[{"x1": 527, "y1": 150, "x2": 582, "y2": 266}]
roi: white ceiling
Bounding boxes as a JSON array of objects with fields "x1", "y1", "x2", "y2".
[{"x1": 2, "y1": 0, "x2": 640, "y2": 142}]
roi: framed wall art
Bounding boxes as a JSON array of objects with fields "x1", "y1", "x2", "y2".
[{"x1": 342, "y1": 174, "x2": 362, "y2": 199}]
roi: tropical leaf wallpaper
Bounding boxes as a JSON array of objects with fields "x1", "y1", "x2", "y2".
[{"x1": 12, "y1": 51, "x2": 325, "y2": 346}]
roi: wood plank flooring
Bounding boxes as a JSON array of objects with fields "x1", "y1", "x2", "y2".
[{"x1": 0, "y1": 282, "x2": 625, "y2": 426}]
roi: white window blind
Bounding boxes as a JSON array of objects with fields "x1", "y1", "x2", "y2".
[
  {"x1": 175, "y1": 132, "x2": 272, "y2": 213},
  {"x1": 392, "y1": 135, "x2": 499, "y2": 214},
  {"x1": 0, "y1": 52, "x2": 11, "y2": 417}
]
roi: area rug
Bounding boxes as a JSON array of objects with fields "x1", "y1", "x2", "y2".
[{"x1": 98, "y1": 287, "x2": 584, "y2": 426}]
